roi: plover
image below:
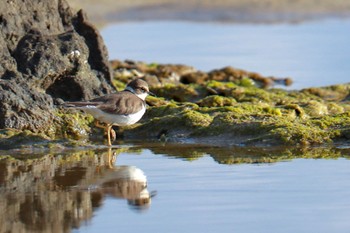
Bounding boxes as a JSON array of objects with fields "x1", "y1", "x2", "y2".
[{"x1": 64, "y1": 79, "x2": 153, "y2": 146}]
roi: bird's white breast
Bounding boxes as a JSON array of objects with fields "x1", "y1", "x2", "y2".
[{"x1": 79, "y1": 105, "x2": 146, "y2": 126}]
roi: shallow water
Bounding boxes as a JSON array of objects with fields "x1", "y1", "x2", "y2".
[
  {"x1": 1, "y1": 143, "x2": 350, "y2": 233},
  {"x1": 1, "y1": 19, "x2": 349, "y2": 233},
  {"x1": 102, "y1": 19, "x2": 350, "y2": 89}
]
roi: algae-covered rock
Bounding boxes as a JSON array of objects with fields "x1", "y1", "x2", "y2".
[
  {"x1": 207, "y1": 66, "x2": 292, "y2": 88},
  {"x1": 56, "y1": 59, "x2": 350, "y2": 147},
  {"x1": 2, "y1": 52, "x2": 350, "y2": 148},
  {"x1": 114, "y1": 64, "x2": 350, "y2": 146},
  {"x1": 198, "y1": 95, "x2": 237, "y2": 107},
  {"x1": 0, "y1": 129, "x2": 50, "y2": 150}
]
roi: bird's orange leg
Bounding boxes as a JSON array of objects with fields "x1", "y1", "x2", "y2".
[
  {"x1": 95, "y1": 121, "x2": 116, "y2": 146},
  {"x1": 94, "y1": 120, "x2": 106, "y2": 129},
  {"x1": 106, "y1": 124, "x2": 113, "y2": 147}
]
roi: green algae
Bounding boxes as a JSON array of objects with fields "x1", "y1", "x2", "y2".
[
  {"x1": 112, "y1": 79, "x2": 127, "y2": 91},
  {"x1": 0, "y1": 129, "x2": 50, "y2": 150},
  {"x1": 55, "y1": 110, "x2": 95, "y2": 140},
  {"x1": 50, "y1": 60, "x2": 350, "y2": 148},
  {"x1": 1, "y1": 60, "x2": 349, "y2": 149},
  {"x1": 136, "y1": 106, "x2": 212, "y2": 136},
  {"x1": 152, "y1": 83, "x2": 203, "y2": 102},
  {"x1": 132, "y1": 80, "x2": 350, "y2": 146},
  {"x1": 198, "y1": 95, "x2": 236, "y2": 107},
  {"x1": 182, "y1": 110, "x2": 213, "y2": 128},
  {"x1": 38, "y1": 81, "x2": 350, "y2": 147}
]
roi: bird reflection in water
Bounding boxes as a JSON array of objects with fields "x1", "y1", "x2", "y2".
[
  {"x1": 86, "y1": 148, "x2": 156, "y2": 211},
  {"x1": 0, "y1": 148, "x2": 156, "y2": 232}
]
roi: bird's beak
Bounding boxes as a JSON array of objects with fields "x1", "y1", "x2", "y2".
[{"x1": 148, "y1": 91, "x2": 156, "y2": 97}]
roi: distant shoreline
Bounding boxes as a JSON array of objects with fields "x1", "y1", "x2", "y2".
[{"x1": 69, "y1": 0, "x2": 350, "y2": 25}]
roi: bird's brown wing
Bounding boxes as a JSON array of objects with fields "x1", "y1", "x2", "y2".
[
  {"x1": 64, "y1": 92, "x2": 144, "y2": 115},
  {"x1": 64, "y1": 92, "x2": 119, "y2": 109},
  {"x1": 96, "y1": 92, "x2": 145, "y2": 115},
  {"x1": 65, "y1": 93, "x2": 125, "y2": 108}
]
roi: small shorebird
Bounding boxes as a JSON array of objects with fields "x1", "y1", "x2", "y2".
[{"x1": 65, "y1": 79, "x2": 153, "y2": 146}]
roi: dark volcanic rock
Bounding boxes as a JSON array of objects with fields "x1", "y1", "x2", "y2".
[{"x1": 0, "y1": 0, "x2": 114, "y2": 134}]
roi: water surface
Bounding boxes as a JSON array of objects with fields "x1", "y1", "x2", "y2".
[
  {"x1": 102, "y1": 20, "x2": 350, "y2": 89},
  {"x1": 1, "y1": 144, "x2": 350, "y2": 233}
]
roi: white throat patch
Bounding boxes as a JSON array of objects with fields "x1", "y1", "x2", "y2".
[{"x1": 125, "y1": 86, "x2": 148, "y2": 101}]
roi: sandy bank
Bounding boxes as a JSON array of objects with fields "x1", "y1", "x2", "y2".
[{"x1": 69, "y1": 0, "x2": 350, "y2": 24}]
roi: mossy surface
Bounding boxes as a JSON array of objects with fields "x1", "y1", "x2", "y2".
[
  {"x1": 113, "y1": 61, "x2": 349, "y2": 147},
  {"x1": 54, "y1": 110, "x2": 95, "y2": 140},
  {"x1": 59, "y1": 61, "x2": 350, "y2": 147},
  {"x1": 1, "y1": 60, "x2": 349, "y2": 149}
]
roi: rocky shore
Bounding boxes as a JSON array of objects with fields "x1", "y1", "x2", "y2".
[
  {"x1": 0, "y1": 0, "x2": 349, "y2": 149},
  {"x1": 2, "y1": 57, "x2": 350, "y2": 148}
]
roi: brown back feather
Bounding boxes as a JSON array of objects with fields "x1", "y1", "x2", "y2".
[
  {"x1": 95, "y1": 91, "x2": 145, "y2": 115},
  {"x1": 65, "y1": 91, "x2": 145, "y2": 115}
]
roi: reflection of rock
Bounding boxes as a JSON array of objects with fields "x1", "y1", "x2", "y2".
[
  {"x1": 0, "y1": 148, "x2": 153, "y2": 233},
  {"x1": 137, "y1": 142, "x2": 350, "y2": 164},
  {"x1": 0, "y1": 154, "x2": 93, "y2": 233}
]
